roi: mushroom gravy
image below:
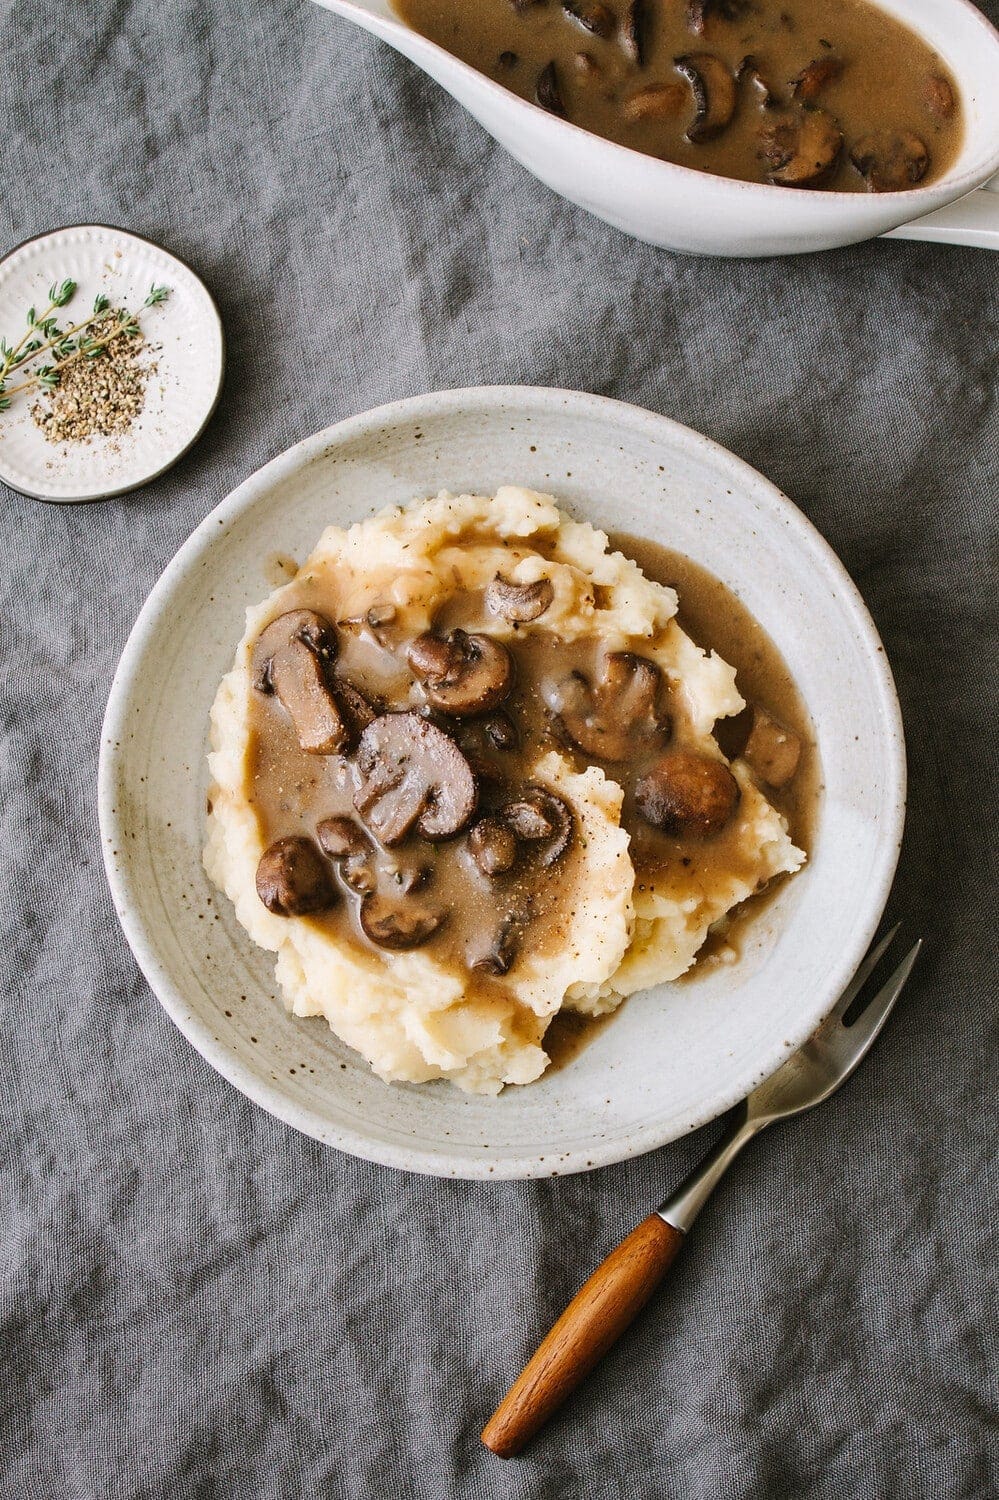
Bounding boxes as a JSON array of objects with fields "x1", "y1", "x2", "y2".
[
  {"x1": 611, "y1": 535, "x2": 820, "y2": 953},
  {"x1": 393, "y1": 0, "x2": 962, "y2": 191},
  {"x1": 245, "y1": 535, "x2": 814, "y2": 1010}
]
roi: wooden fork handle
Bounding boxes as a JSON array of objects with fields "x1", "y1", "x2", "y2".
[{"x1": 481, "y1": 1214, "x2": 684, "y2": 1458}]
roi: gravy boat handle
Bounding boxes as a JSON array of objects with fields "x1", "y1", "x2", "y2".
[{"x1": 884, "y1": 173, "x2": 999, "y2": 249}]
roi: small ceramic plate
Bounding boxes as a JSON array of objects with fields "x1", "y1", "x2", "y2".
[
  {"x1": 99, "y1": 388, "x2": 906, "y2": 1179},
  {"x1": 0, "y1": 225, "x2": 224, "y2": 502}
]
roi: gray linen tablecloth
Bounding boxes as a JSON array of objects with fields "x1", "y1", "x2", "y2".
[{"x1": 2, "y1": 2, "x2": 996, "y2": 1496}]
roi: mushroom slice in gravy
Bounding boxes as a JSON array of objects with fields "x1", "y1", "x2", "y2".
[
  {"x1": 792, "y1": 54, "x2": 845, "y2": 104},
  {"x1": 635, "y1": 750, "x2": 741, "y2": 838},
  {"x1": 760, "y1": 107, "x2": 843, "y2": 187},
  {"x1": 502, "y1": 788, "x2": 573, "y2": 866},
  {"x1": 255, "y1": 836, "x2": 337, "y2": 917},
  {"x1": 743, "y1": 707, "x2": 802, "y2": 789},
  {"x1": 359, "y1": 893, "x2": 444, "y2": 950},
  {"x1": 353, "y1": 712, "x2": 478, "y2": 846},
  {"x1": 562, "y1": 0, "x2": 615, "y2": 39},
  {"x1": 675, "y1": 53, "x2": 737, "y2": 142},
  {"x1": 550, "y1": 651, "x2": 670, "y2": 762},
  {"x1": 253, "y1": 609, "x2": 348, "y2": 755},
  {"x1": 485, "y1": 573, "x2": 554, "y2": 623},
  {"x1": 621, "y1": 0, "x2": 650, "y2": 66},
  {"x1": 407, "y1": 628, "x2": 514, "y2": 716},
  {"x1": 850, "y1": 130, "x2": 929, "y2": 190}
]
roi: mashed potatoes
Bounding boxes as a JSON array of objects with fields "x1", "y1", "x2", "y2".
[{"x1": 205, "y1": 487, "x2": 804, "y2": 1094}]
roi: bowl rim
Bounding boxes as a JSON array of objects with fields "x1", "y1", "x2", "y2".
[
  {"x1": 98, "y1": 386, "x2": 907, "y2": 1178},
  {"x1": 323, "y1": 0, "x2": 999, "y2": 207}
]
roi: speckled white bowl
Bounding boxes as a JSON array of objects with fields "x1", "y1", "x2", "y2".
[{"x1": 99, "y1": 388, "x2": 905, "y2": 1178}]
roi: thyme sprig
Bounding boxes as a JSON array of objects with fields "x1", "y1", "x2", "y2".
[{"x1": 0, "y1": 282, "x2": 170, "y2": 412}]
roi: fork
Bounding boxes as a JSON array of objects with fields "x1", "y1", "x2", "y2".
[{"x1": 482, "y1": 926, "x2": 922, "y2": 1458}]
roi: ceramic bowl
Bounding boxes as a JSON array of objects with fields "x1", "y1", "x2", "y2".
[
  {"x1": 314, "y1": 0, "x2": 999, "y2": 256},
  {"x1": 99, "y1": 387, "x2": 905, "y2": 1178}
]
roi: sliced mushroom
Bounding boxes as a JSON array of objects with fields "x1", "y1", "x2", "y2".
[
  {"x1": 622, "y1": 82, "x2": 688, "y2": 122},
  {"x1": 635, "y1": 751, "x2": 740, "y2": 839},
  {"x1": 316, "y1": 814, "x2": 370, "y2": 860},
  {"x1": 253, "y1": 609, "x2": 337, "y2": 689},
  {"x1": 742, "y1": 707, "x2": 802, "y2": 789},
  {"x1": 483, "y1": 711, "x2": 520, "y2": 752},
  {"x1": 256, "y1": 836, "x2": 336, "y2": 917},
  {"x1": 457, "y1": 712, "x2": 521, "y2": 775},
  {"x1": 407, "y1": 629, "x2": 514, "y2": 718},
  {"x1": 536, "y1": 61, "x2": 567, "y2": 117},
  {"x1": 573, "y1": 50, "x2": 602, "y2": 81},
  {"x1": 317, "y1": 815, "x2": 377, "y2": 893},
  {"x1": 468, "y1": 818, "x2": 519, "y2": 877},
  {"x1": 271, "y1": 642, "x2": 347, "y2": 755},
  {"x1": 359, "y1": 894, "x2": 443, "y2": 951},
  {"x1": 562, "y1": 0, "x2": 614, "y2": 38},
  {"x1": 353, "y1": 712, "x2": 478, "y2": 846},
  {"x1": 335, "y1": 677, "x2": 379, "y2": 738},
  {"x1": 471, "y1": 917, "x2": 520, "y2": 976},
  {"x1": 550, "y1": 651, "x2": 670, "y2": 762},
  {"x1": 686, "y1": 0, "x2": 749, "y2": 36},
  {"x1": 760, "y1": 108, "x2": 843, "y2": 187},
  {"x1": 503, "y1": 787, "x2": 573, "y2": 866},
  {"x1": 253, "y1": 609, "x2": 347, "y2": 755},
  {"x1": 675, "y1": 53, "x2": 737, "y2": 142},
  {"x1": 850, "y1": 131, "x2": 929, "y2": 191},
  {"x1": 621, "y1": 0, "x2": 650, "y2": 66},
  {"x1": 924, "y1": 73, "x2": 955, "y2": 120},
  {"x1": 337, "y1": 602, "x2": 397, "y2": 650},
  {"x1": 485, "y1": 573, "x2": 554, "y2": 624},
  {"x1": 737, "y1": 55, "x2": 776, "y2": 109},
  {"x1": 791, "y1": 55, "x2": 844, "y2": 104}
]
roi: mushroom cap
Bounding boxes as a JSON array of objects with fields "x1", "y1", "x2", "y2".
[
  {"x1": 562, "y1": 0, "x2": 614, "y2": 38},
  {"x1": 353, "y1": 711, "x2": 478, "y2": 846},
  {"x1": 792, "y1": 55, "x2": 844, "y2": 105},
  {"x1": 675, "y1": 53, "x2": 737, "y2": 143},
  {"x1": 551, "y1": 651, "x2": 670, "y2": 762},
  {"x1": 536, "y1": 60, "x2": 566, "y2": 117},
  {"x1": 316, "y1": 815, "x2": 372, "y2": 860},
  {"x1": 761, "y1": 108, "x2": 844, "y2": 188},
  {"x1": 255, "y1": 836, "x2": 336, "y2": 917},
  {"x1": 468, "y1": 817, "x2": 519, "y2": 877},
  {"x1": 253, "y1": 609, "x2": 347, "y2": 755},
  {"x1": 269, "y1": 639, "x2": 348, "y2": 755},
  {"x1": 254, "y1": 610, "x2": 337, "y2": 682},
  {"x1": 503, "y1": 787, "x2": 574, "y2": 867},
  {"x1": 850, "y1": 131, "x2": 929, "y2": 191},
  {"x1": 407, "y1": 629, "x2": 514, "y2": 718},
  {"x1": 359, "y1": 894, "x2": 444, "y2": 950},
  {"x1": 621, "y1": 0, "x2": 650, "y2": 66},
  {"x1": 484, "y1": 573, "x2": 554, "y2": 624},
  {"x1": 635, "y1": 751, "x2": 741, "y2": 839}
]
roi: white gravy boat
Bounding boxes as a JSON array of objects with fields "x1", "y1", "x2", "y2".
[{"x1": 313, "y1": 0, "x2": 999, "y2": 256}]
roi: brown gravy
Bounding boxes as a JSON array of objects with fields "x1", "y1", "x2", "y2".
[
  {"x1": 394, "y1": 0, "x2": 962, "y2": 191},
  {"x1": 245, "y1": 534, "x2": 819, "y2": 1061},
  {"x1": 614, "y1": 531, "x2": 821, "y2": 970}
]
